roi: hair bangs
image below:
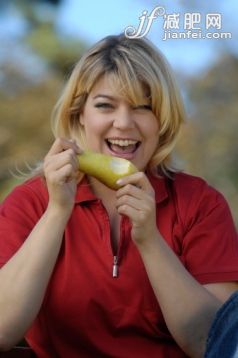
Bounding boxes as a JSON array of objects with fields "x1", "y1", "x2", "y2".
[{"x1": 107, "y1": 72, "x2": 149, "y2": 107}]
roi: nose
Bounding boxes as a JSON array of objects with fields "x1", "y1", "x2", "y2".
[{"x1": 113, "y1": 106, "x2": 135, "y2": 130}]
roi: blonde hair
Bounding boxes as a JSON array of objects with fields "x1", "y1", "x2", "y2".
[{"x1": 51, "y1": 34, "x2": 185, "y2": 176}]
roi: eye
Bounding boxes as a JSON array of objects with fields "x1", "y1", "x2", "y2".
[
  {"x1": 133, "y1": 104, "x2": 152, "y2": 111},
  {"x1": 94, "y1": 102, "x2": 114, "y2": 109}
]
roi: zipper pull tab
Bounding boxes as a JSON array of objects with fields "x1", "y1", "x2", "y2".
[{"x1": 112, "y1": 256, "x2": 119, "y2": 278}]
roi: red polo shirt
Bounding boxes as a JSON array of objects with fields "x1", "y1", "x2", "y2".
[{"x1": 0, "y1": 172, "x2": 238, "y2": 357}]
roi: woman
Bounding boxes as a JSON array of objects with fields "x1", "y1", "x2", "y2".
[{"x1": 0, "y1": 34, "x2": 238, "y2": 358}]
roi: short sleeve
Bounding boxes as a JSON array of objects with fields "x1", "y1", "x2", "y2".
[
  {"x1": 0, "y1": 178, "x2": 48, "y2": 268},
  {"x1": 175, "y1": 175, "x2": 238, "y2": 284}
]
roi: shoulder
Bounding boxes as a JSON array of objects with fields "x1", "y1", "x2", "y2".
[
  {"x1": 21, "y1": 176, "x2": 48, "y2": 198},
  {"x1": 168, "y1": 171, "x2": 233, "y2": 229},
  {"x1": 173, "y1": 171, "x2": 210, "y2": 190},
  {"x1": 149, "y1": 171, "x2": 221, "y2": 207},
  {"x1": 1, "y1": 176, "x2": 48, "y2": 216},
  {"x1": 171, "y1": 171, "x2": 223, "y2": 203},
  {"x1": 0, "y1": 177, "x2": 49, "y2": 266}
]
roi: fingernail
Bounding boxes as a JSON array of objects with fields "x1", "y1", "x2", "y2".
[{"x1": 116, "y1": 179, "x2": 123, "y2": 185}]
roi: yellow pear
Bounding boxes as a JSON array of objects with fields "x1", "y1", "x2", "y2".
[{"x1": 77, "y1": 151, "x2": 138, "y2": 189}]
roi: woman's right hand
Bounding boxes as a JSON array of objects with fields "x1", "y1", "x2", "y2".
[
  {"x1": 43, "y1": 138, "x2": 81, "y2": 212},
  {"x1": 0, "y1": 137, "x2": 82, "y2": 349}
]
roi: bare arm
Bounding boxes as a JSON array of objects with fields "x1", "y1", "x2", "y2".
[
  {"x1": 116, "y1": 172, "x2": 237, "y2": 358},
  {"x1": 0, "y1": 138, "x2": 80, "y2": 350},
  {"x1": 137, "y1": 235, "x2": 221, "y2": 358},
  {"x1": 0, "y1": 207, "x2": 70, "y2": 350}
]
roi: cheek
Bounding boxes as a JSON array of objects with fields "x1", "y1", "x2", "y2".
[
  {"x1": 142, "y1": 117, "x2": 160, "y2": 138},
  {"x1": 83, "y1": 117, "x2": 110, "y2": 145},
  {"x1": 88, "y1": 111, "x2": 112, "y2": 130},
  {"x1": 85, "y1": 122, "x2": 105, "y2": 136},
  {"x1": 151, "y1": 116, "x2": 160, "y2": 133}
]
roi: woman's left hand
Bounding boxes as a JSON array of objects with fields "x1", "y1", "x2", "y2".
[{"x1": 116, "y1": 172, "x2": 158, "y2": 246}]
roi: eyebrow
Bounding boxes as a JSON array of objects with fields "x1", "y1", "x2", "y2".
[{"x1": 92, "y1": 94, "x2": 116, "y2": 100}]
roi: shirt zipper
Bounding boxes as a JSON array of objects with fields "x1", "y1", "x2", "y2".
[
  {"x1": 112, "y1": 255, "x2": 119, "y2": 278},
  {"x1": 111, "y1": 216, "x2": 126, "y2": 278},
  {"x1": 97, "y1": 199, "x2": 126, "y2": 278}
]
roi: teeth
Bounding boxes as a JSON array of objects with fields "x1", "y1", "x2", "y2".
[{"x1": 107, "y1": 139, "x2": 138, "y2": 147}]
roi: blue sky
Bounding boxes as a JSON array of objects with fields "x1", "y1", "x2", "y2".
[
  {"x1": 0, "y1": 0, "x2": 237, "y2": 76},
  {"x1": 56, "y1": 0, "x2": 238, "y2": 75}
]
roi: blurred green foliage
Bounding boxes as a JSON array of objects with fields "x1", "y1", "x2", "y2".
[
  {"x1": 177, "y1": 54, "x2": 238, "y2": 226},
  {"x1": 0, "y1": 0, "x2": 86, "y2": 198},
  {"x1": 26, "y1": 23, "x2": 87, "y2": 73}
]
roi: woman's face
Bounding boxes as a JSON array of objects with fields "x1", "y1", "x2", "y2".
[{"x1": 79, "y1": 75, "x2": 160, "y2": 171}]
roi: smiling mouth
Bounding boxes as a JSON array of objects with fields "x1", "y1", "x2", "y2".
[{"x1": 106, "y1": 139, "x2": 141, "y2": 154}]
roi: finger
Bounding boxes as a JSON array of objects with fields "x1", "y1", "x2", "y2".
[
  {"x1": 116, "y1": 171, "x2": 153, "y2": 192},
  {"x1": 116, "y1": 183, "x2": 145, "y2": 201},
  {"x1": 47, "y1": 162, "x2": 78, "y2": 185},
  {"x1": 116, "y1": 194, "x2": 143, "y2": 211},
  {"x1": 117, "y1": 204, "x2": 144, "y2": 224},
  {"x1": 116, "y1": 192, "x2": 154, "y2": 217},
  {"x1": 116, "y1": 174, "x2": 155, "y2": 200},
  {"x1": 47, "y1": 138, "x2": 81, "y2": 156},
  {"x1": 45, "y1": 149, "x2": 79, "y2": 171},
  {"x1": 44, "y1": 151, "x2": 79, "y2": 183}
]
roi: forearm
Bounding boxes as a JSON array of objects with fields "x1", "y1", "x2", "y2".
[
  {"x1": 0, "y1": 206, "x2": 70, "y2": 350},
  {"x1": 137, "y1": 235, "x2": 221, "y2": 358}
]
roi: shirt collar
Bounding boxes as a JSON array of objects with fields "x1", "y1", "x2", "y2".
[
  {"x1": 147, "y1": 172, "x2": 169, "y2": 204},
  {"x1": 75, "y1": 176, "x2": 98, "y2": 204},
  {"x1": 75, "y1": 174, "x2": 169, "y2": 205}
]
